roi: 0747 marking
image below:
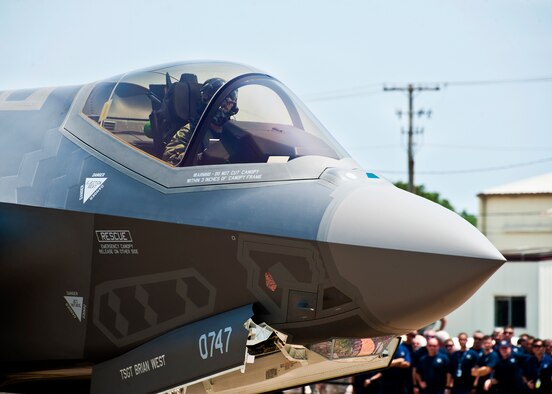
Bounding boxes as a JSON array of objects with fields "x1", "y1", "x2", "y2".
[{"x1": 198, "y1": 327, "x2": 232, "y2": 359}]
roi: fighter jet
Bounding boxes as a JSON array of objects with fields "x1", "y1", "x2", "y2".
[{"x1": 0, "y1": 61, "x2": 504, "y2": 393}]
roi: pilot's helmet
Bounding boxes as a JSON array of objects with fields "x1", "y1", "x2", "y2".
[{"x1": 200, "y1": 78, "x2": 226, "y2": 104}]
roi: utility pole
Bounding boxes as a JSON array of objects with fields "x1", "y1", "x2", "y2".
[{"x1": 384, "y1": 84, "x2": 440, "y2": 193}]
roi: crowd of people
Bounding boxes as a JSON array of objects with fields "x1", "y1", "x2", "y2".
[{"x1": 352, "y1": 326, "x2": 552, "y2": 394}]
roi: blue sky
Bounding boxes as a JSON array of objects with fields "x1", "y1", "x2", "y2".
[{"x1": 1, "y1": 0, "x2": 551, "y2": 213}]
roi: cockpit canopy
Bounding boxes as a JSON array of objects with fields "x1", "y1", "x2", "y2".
[{"x1": 82, "y1": 61, "x2": 347, "y2": 167}]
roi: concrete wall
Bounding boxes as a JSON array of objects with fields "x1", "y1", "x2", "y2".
[
  {"x1": 479, "y1": 194, "x2": 552, "y2": 251},
  {"x1": 448, "y1": 192, "x2": 552, "y2": 339},
  {"x1": 539, "y1": 260, "x2": 552, "y2": 338}
]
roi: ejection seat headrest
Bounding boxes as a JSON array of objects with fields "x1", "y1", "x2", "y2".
[{"x1": 172, "y1": 73, "x2": 202, "y2": 122}]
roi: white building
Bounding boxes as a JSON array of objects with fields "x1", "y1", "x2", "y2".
[{"x1": 446, "y1": 172, "x2": 552, "y2": 339}]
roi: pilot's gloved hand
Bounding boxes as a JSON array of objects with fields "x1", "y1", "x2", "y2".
[
  {"x1": 211, "y1": 95, "x2": 238, "y2": 127},
  {"x1": 211, "y1": 108, "x2": 229, "y2": 127}
]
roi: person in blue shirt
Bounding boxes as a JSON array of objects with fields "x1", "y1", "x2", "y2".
[
  {"x1": 495, "y1": 326, "x2": 524, "y2": 357},
  {"x1": 523, "y1": 338, "x2": 552, "y2": 393},
  {"x1": 413, "y1": 330, "x2": 449, "y2": 392},
  {"x1": 449, "y1": 332, "x2": 479, "y2": 394},
  {"x1": 470, "y1": 331, "x2": 484, "y2": 356},
  {"x1": 401, "y1": 331, "x2": 418, "y2": 394},
  {"x1": 484, "y1": 340, "x2": 525, "y2": 394},
  {"x1": 545, "y1": 339, "x2": 552, "y2": 358},
  {"x1": 381, "y1": 342, "x2": 412, "y2": 394},
  {"x1": 415, "y1": 338, "x2": 450, "y2": 394},
  {"x1": 471, "y1": 335, "x2": 499, "y2": 394},
  {"x1": 412, "y1": 333, "x2": 433, "y2": 393},
  {"x1": 403, "y1": 331, "x2": 418, "y2": 356}
]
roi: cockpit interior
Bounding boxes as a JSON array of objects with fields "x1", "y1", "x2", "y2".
[{"x1": 81, "y1": 62, "x2": 345, "y2": 168}]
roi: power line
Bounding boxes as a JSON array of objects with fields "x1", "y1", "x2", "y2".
[
  {"x1": 304, "y1": 82, "x2": 383, "y2": 96},
  {"x1": 302, "y1": 75, "x2": 552, "y2": 102},
  {"x1": 442, "y1": 76, "x2": 552, "y2": 87},
  {"x1": 348, "y1": 143, "x2": 552, "y2": 152},
  {"x1": 303, "y1": 88, "x2": 383, "y2": 102},
  {"x1": 347, "y1": 144, "x2": 403, "y2": 150},
  {"x1": 374, "y1": 156, "x2": 552, "y2": 175},
  {"x1": 422, "y1": 144, "x2": 552, "y2": 152}
]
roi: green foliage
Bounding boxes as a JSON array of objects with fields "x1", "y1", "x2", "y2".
[
  {"x1": 459, "y1": 210, "x2": 477, "y2": 227},
  {"x1": 394, "y1": 181, "x2": 477, "y2": 227}
]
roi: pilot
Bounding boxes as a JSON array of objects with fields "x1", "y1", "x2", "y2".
[{"x1": 162, "y1": 78, "x2": 238, "y2": 166}]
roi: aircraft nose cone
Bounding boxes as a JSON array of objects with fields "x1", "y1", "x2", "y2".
[{"x1": 319, "y1": 182, "x2": 505, "y2": 334}]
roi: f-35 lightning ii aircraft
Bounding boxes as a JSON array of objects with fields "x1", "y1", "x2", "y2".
[{"x1": 0, "y1": 61, "x2": 505, "y2": 393}]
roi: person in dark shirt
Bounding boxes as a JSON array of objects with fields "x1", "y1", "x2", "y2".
[
  {"x1": 413, "y1": 330, "x2": 449, "y2": 393},
  {"x1": 401, "y1": 331, "x2": 417, "y2": 394},
  {"x1": 470, "y1": 331, "x2": 484, "y2": 355},
  {"x1": 544, "y1": 339, "x2": 552, "y2": 357},
  {"x1": 353, "y1": 370, "x2": 382, "y2": 394},
  {"x1": 471, "y1": 335, "x2": 499, "y2": 394},
  {"x1": 501, "y1": 326, "x2": 515, "y2": 345},
  {"x1": 519, "y1": 333, "x2": 535, "y2": 355},
  {"x1": 523, "y1": 338, "x2": 552, "y2": 393},
  {"x1": 381, "y1": 342, "x2": 412, "y2": 394},
  {"x1": 494, "y1": 326, "x2": 523, "y2": 356},
  {"x1": 444, "y1": 339, "x2": 456, "y2": 358},
  {"x1": 449, "y1": 333, "x2": 479, "y2": 394},
  {"x1": 457, "y1": 332, "x2": 469, "y2": 353},
  {"x1": 403, "y1": 331, "x2": 418, "y2": 358},
  {"x1": 416, "y1": 338, "x2": 450, "y2": 394},
  {"x1": 412, "y1": 333, "x2": 432, "y2": 394},
  {"x1": 484, "y1": 340, "x2": 525, "y2": 394},
  {"x1": 492, "y1": 328, "x2": 503, "y2": 345}
]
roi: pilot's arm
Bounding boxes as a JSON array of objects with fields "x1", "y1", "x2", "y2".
[{"x1": 162, "y1": 124, "x2": 192, "y2": 165}]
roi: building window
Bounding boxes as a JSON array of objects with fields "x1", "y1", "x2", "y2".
[{"x1": 494, "y1": 296, "x2": 526, "y2": 327}]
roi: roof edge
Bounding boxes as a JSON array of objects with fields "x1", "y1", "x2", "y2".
[
  {"x1": 478, "y1": 192, "x2": 552, "y2": 197},
  {"x1": 502, "y1": 248, "x2": 552, "y2": 262}
]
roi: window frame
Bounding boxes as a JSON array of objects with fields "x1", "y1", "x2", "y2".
[
  {"x1": 494, "y1": 295, "x2": 526, "y2": 328},
  {"x1": 180, "y1": 73, "x2": 338, "y2": 167},
  {"x1": 63, "y1": 77, "x2": 356, "y2": 190}
]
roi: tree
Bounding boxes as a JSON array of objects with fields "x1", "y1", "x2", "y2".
[{"x1": 394, "y1": 181, "x2": 477, "y2": 227}]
